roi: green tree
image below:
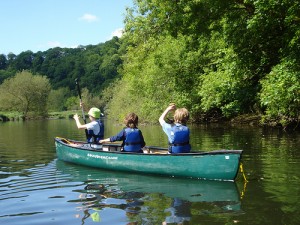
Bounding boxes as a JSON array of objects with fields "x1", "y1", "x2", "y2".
[
  {"x1": 64, "y1": 96, "x2": 78, "y2": 111},
  {"x1": 198, "y1": 33, "x2": 255, "y2": 118},
  {"x1": 47, "y1": 87, "x2": 71, "y2": 111},
  {"x1": 12, "y1": 51, "x2": 34, "y2": 71},
  {"x1": 109, "y1": 34, "x2": 202, "y2": 122},
  {"x1": 1, "y1": 39, "x2": 124, "y2": 104},
  {"x1": 117, "y1": 0, "x2": 300, "y2": 125},
  {"x1": 0, "y1": 54, "x2": 7, "y2": 70},
  {"x1": 7, "y1": 53, "x2": 16, "y2": 64},
  {"x1": 67, "y1": 87, "x2": 102, "y2": 113},
  {"x1": 0, "y1": 71, "x2": 51, "y2": 117},
  {"x1": 32, "y1": 51, "x2": 45, "y2": 73},
  {"x1": 260, "y1": 60, "x2": 300, "y2": 127}
]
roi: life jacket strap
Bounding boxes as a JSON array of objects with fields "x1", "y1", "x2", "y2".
[{"x1": 125, "y1": 142, "x2": 142, "y2": 145}]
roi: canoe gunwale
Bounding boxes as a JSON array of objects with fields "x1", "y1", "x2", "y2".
[{"x1": 54, "y1": 137, "x2": 243, "y2": 156}]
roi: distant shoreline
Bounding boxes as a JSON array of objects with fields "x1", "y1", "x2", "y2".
[
  {"x1": 0, "y1": 111, "x2": 75, "y2": 122},
  {"x1": 1, "y1": 111, "x2": 298, "y2": 131}
]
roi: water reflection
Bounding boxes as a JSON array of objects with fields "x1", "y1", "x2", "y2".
[{"x1": 56, "y1": 160, "x2": 242, "y2": 224}]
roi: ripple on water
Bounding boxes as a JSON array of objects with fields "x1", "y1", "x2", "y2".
[
  {"x1": 0, "y1": 161, "x2": 74, "y2": 223},
  {"x1": 0, "y1": 160, "x2": 140, "y2": 225}
]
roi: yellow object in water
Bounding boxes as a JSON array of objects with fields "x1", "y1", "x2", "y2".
[{"x1": 91, "y1": 212, "x2": 101, "y2": 222}]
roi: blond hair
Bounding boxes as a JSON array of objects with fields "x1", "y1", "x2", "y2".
[
  {"x1": 174, "y1": 108, "x2": 189, "y2": 125},
  {"x1": 124, "y1": 113, "x2": 139, "y2": 128}
]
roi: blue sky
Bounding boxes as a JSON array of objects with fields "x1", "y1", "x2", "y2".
[{"x1": 0, "y1": 0, "x2": 133, "y2": 55}]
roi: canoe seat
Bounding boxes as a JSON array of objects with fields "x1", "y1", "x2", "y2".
[{"x1": 142, "y1": 148, "x2": 169, "y2": 154}]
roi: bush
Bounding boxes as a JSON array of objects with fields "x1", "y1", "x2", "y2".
[{"x1": 260, "y1": 60, "x2": 300, "y2": 126}]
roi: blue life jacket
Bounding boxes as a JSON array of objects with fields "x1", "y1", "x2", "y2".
[
  {"x1": 123, "y1": 127, "x2": 144, "y2": 152},
  {"x1": 87, "y1": 120, "x2": 104, "y2": 143},
  {"x1": 169, "y1": 124, "x2": 191, "y2": 153}
]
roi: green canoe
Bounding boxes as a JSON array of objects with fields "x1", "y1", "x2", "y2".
[{"x1": 55, "y1": 137, "x2": 243, "y2": 181}]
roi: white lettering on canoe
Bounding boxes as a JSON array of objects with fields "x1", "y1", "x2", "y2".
[{"x1": 87, "y1": 153, "x2": 118, "y2": 160}]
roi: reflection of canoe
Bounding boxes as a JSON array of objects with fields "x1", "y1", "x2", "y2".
[
  {"x1": 55, "y1": 159, "x2": 241, "y2": 205},
  {"x1": 55, "y1": 137, "x2": 243, "y2": 181}
]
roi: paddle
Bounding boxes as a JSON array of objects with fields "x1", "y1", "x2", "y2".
[{"x1": 75, "y1": 78, "x2": 88, "y2": 138}]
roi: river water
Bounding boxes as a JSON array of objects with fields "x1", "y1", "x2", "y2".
[{"x1": 0, "y1": 119, "x2": 299, "y2": 225}]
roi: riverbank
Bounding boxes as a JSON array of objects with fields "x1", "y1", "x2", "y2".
[
  {"x1": 1, "y1": 111, "x2": 299, "y2": 131},
  {"x1": 0, "y1": 111, "x2": 74, "y2": 122}
]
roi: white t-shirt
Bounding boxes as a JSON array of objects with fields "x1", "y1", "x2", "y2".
[
  {"x1": 85, "y1": 121, "x2": 100, "y2": 134},
  {"x1": 159, "y1": 121, "x2": 181, "y2": 143}
]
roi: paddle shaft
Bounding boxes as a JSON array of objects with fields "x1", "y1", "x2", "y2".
[{"x1": 75, "y1": 78, "x2": 88, "y2": 137}]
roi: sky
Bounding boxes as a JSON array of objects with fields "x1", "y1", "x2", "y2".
[{"x1": 0, "y1": 0, "x2": 133, "y2": 55}]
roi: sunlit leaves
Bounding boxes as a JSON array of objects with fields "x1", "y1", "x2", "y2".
[
  {"x1": 260, "y1": 60, "x2": 300, "y2": 125},
  {"x1": 47, "y1": 87, "x2": 71, "y2": 112},
  {"x1": 0, "y1": 71, "x2": 51, "y2": 117},
  {"x1": 118, "y1": 0, "x2": 300, "y2": 126},
  {"x1": 119, "y1": 34, "x2": 202, "y2": 121}
]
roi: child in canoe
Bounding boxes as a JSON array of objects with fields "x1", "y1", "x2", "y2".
[
  {"x1": 159, "y1": 103, "x2": 191, "y2": 153},
  {"x1": 99, "y1": 113, "x2": 145, "y2": 153},
  {"x1": 73, "y1": 107, "x2": 104, "y2": 143}
]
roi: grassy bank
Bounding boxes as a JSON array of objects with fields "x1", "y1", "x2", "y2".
[
  {"x1": 0, "y1": 111, "x2": 77, "y2": 121},
  {"x1": 1, "y1": 111, "x2": 298, "y2": 131}
]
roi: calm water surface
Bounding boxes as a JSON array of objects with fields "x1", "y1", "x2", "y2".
[{"x1": 0, "y1": 119, "x2": 300, "y2": 225}]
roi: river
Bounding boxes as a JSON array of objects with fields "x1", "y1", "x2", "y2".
[{"x1": 0, "y1": 119, "x2": 299, "y2": 224}]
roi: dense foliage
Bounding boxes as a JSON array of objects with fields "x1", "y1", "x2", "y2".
[
  {"x1": 0, "y1": 37, "x2": 122, "y2": 95},
  {"x1": 109, "y1": 0, "x2": 299, "y2": 127},
  {"x1": 0, "y1": 0, "x2": 300, "y2": 128},
  {"x1": 0, "y1": 37, "x2": 123, "y2": 114}
]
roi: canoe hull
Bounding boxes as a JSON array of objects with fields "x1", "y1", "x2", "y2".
[{"x1": 55, "y1": 137, "x2": 242, "y2": 181}]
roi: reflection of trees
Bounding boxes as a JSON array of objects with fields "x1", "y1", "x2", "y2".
[
  {"x1": 139, "y1": 193, "x2": 172, "y2": 224},
  {"x1": 258, "y1": 129, "x2": 300, "y2": 225},
  {"x1": 189, "y1": 124, "x2": 264, "y2": 151},
  {"x1": 74, "y1": 184, "x2": 176, "y2": 224},
  {"x1": 74, "y1": 183, "x2": 147, "y2": 224},
  {"x1": 81, "y1": 190, "x2": 239, "y2": 224},
  {"x1": 212, "y1": 126, "x2": 300, "y2": 225},
  {"x1": 163, "y1": 198, "x2": 191, "y2": 224},
  {"x1": 186, "y1": 124, "x2": 300, "y2": 224}
]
